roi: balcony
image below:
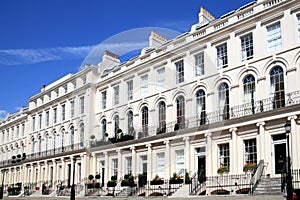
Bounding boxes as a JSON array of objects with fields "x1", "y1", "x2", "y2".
[
  {"x1": 0, "y1": 142, "x2": 85, "y2": 167},
  {"x1": 93, "y1": 90, "x2": 300, "y2": 148}
]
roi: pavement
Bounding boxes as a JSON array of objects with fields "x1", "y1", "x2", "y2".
[{"x1": 2, "y1": 195, "x2": 286, "y2": 200}]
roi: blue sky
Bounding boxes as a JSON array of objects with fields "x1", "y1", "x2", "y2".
[{"x1": 0, "y1": 0, "x2": 253, "y2": 119}]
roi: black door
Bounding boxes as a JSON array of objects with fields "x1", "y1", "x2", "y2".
[
  {"x1": 67, "y1": 164, "x2": 71, "y2": 187},
  {"x1": 101, "y1": 167, "x2": 105, "y2": 187},
  {"x1": 198, "y1": 156, "x2": 206, "y2": 182},
  {"x1": 274, "y1": 143, "x2": 286, "y2": 174}
]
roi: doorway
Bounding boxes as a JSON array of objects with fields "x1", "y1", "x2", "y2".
[
  {"x1": 198, "y1": 156, "x2": 206, "y2": 182},
  {"x1": 273, "y1": 134, "x2": 286, "y2": 175}
]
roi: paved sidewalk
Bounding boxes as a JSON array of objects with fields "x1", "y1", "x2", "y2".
[{"x1": 3, "y1": 194, "x2": 286, "y2": 200}]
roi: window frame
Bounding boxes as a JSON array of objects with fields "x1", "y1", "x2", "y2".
[
  {"x1": 195, "y1": 52, "x2": 204, "y2": 76},
  {"x1": 240, "y1": 33, "x2": 254, "y2": 61},
  {"x1": 175, "y1": 60, "x2": 184, "y2": 84},
  {"x1": 216, "y1": 43, "x2": 228, "y2": 69}
]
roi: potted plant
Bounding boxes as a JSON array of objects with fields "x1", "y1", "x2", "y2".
[
  {"x1": 217, "y1": 166, "x2": 230, "y2": 174},
  {"x1": 243, "y1": 162, "x2": 257, "y2": 172},
  {"x1": 138, "y1": 173, "x2": 147, "y2": 187},
  {"x1": 150, "y1": 175, "x2": 164, "y2": 185},
  {"x1": 107, "y1": 175, "x2": 117, "y2": 187},
  {"x1": 174, "y1": 123, "x2": 180, "y2": 131},
  {"x1": 169, "y1": 173, "x2": 183, "y2": 184},
  {"x1": 16, "y1": 154, "x2": 21, "y2": 162},
  {"x1": 185, "y1": 172, "x2": 191, "y2": 184}
]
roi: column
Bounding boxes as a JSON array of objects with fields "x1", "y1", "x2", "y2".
[
  {"x1": 256, "y1": 122, "x2": 265, "y2": 162},
  {"x1": 22, "y1": 164, "x2": 27, "y2": 191},
  {"x1": 52, "y1": 159, "x2": 57, "y2": 189},
  {"x1": 146, "y1": 144, "x2": 152, "y2": 181},
  {"x1": 30, "y1": 164, "x2": 34, "y2": 183},
  {"x1": 45, "y1": 161, "x2": 48, "y2": 183},
  {"x1": 104, "y1": 152, "x2": 109, "y2": 184},
  {"x1": 183, "y1": 137, "x2": 190, "y2": 173},
  {"x1": 164, "y1": 140, "x2": 170, "y2": 179},
  {"x1": 117, "y1": 149, "x2": 122, "y2": 179},
  {"x1": 13, "y1": 167, "x2": 17, "y2": 185},
  {"x1": 288, "y1": 116, "x2": 298, "y2": 169},
  {"x1": 38, "y1": 162, "x2": 42, "y2": 187},
  {"x1": 70, "y1": 157, "x2": 75, "y2": 185},
  {"x1": 92, "y1": 153, "x2": 97, "y2": 175},
  {"x1": 130, "y1": 147, "x2": 136, "y2": 177},
  {"x1": 205, "y1": 133, "x2": 212, "y2": 176},
  {"x1": 61, "y1": 158, "x2": 65, "y2": 182},
  {"x1": 229, "y1": 127, "x2": 238, "y2": 174}
]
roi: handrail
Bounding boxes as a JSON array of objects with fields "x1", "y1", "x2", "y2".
[{"x1": 250, "y1": 160, "x2": 265, "y2": 194}]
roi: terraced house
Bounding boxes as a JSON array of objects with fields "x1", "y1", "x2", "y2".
[{"x1": 1, "y1": 0, "x2": 300, "y2": 197}]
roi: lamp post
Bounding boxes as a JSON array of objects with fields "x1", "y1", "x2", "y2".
[
  {"x1": 70, "y1": 157, "x2": 76, "y2": 200},
  {"x1": 0, "y1": 169, "x2": 7, "y2": 200},
  {"x1": 285, "y1": 120, "x2": 293, "y2": 200}
]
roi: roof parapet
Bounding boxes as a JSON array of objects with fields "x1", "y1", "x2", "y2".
[
  {"x1": 98, "y1": 50, "x2": 121, "y2": 75},
  {"x1": 191, "y1": 6, "x2": 216, "y2": 32}
]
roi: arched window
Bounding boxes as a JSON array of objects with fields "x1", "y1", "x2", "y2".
[
  {"x1": 45, "y1": 134, "x2": 49, "y2": 155},
  {"x1": 176, "y1": 96, "x2": 185, "y2": 129},
  {"x1": 61, "y1": 129, "x2": 65, "y2": 152},
  {"x1": 38, "y1": 136, "x2": 42, "y2": 156},
  {"x1": 127, "y1": 111, "x2": 134, "y2": 135},
  {"x1": 243, "y1": 75, "x2": 256, "y2": 114},
  {"x1": 157, "y1": 101, "x2": 166, "y2": 134},
  {"x1": 70, "y1": 126, "x2": 75, "y2": 150},
  {"x1": 114, "y1": 115, "x2": 119, "y2": 137},
  {"x1": 101, "y1": 119, "x2": 107, "y2": 138},
  {"x1": 141, "y1": 107, "x2": 149, "y2": 134},
  {"x1": 196, "y1": 90, "x2": 206, "y2": 125},
  {"x1": 270, "y1": 66, "x2": 285, "y2": 109},
  {"x1": 218, "y1": 83, "x2": 230, "y2": 120},
  {"x1": 79, "y1": 124, "x2": 84, "y2": 147}
]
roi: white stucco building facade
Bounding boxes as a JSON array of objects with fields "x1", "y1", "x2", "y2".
[{"x1": 1, "y1": 0, "x2": 300, "y2": 196}]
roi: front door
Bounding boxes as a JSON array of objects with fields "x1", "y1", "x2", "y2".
[
  {"x1": 198, "y1": 156, "x2": 206, "y2": 182},
  {"x1": 274, "y1": 143, "x2": 286, "y2": 174}
]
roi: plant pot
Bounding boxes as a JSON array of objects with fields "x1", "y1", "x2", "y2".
[{"x1": 150, "y1": 180, "x2": 164, "y2": 185}]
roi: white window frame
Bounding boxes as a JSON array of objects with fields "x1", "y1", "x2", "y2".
[
  {"x1": 195, "y1": 52, "x2": 204, "y2": 76},
  {"x1": 70, "y1": 100, "x2": 75, "y2": 118},
  {"x1": 80, "y1": 96, "x2": 85, "y2": 114},
  {"x1": 141, "y1": 75, "x2": 148, "y2": 97},
  {"x1": 157, "y1": 68, "x2": 165, "y2": 91},
  {"x1": 102, "y1": 91, "x2": 107, "y2": 109},
  {"x1": 126, "y1": 157, "x2": 132, "y2": 175},
  {"x1": 241, "y1": 33, "x2": 253, "y2": 61},
  {"x1": 267, "y1": 22, "x2": 282, "y2": 53},
  {"x1": 114, "y1": 86, "x2": 120, "y2": 105},
  {"x1": 127, "y1": 80, "x2": 133, "y2": 101},
  {"x1": 175, "y1": 60, "x2": 184, "y2": 84},
  {"x1": 157, "y1": 153, "x2": 165, "y2": 178},
  {"x1": 175, "y1": 150, "x2": 185, "y2": 174},
  {"x1": 216, "y1": 43, "x2": 228, "y2": 69}
]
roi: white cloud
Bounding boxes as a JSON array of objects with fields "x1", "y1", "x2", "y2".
[
  {"x1": 0, "y1": 110, "x2": 8, "y2": 120},
  {"x1": 0, "y1": 45, "x2": 96, "y2": 66}
]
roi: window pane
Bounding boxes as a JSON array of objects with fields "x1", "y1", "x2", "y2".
[
  {"x1": 217, "y1": 44, "x2": 228, "y2": 69},
  {"x1": 195, "y1": 52, "x2": 204, "y2": 76},
  {"x1": 241, "y1": 33, "x2": 253, "y2": 61},
  {"x1": 176, "y1": 60, "x2": 184, "y2": 84}
]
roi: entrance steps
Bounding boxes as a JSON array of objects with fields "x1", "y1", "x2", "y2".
[
  {"x1": 172, "y1": 184, "x2": 189, "y2": 197},
  {"x1": 253, "y1": 176, "x2": 283, "y2": 195}
]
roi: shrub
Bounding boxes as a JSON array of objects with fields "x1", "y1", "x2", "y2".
[{"x1": 88, "y1": 174, "x2": 94, "y2": 180}]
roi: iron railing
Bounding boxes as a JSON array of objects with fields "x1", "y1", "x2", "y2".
[
  {"x1": 0, "y1": 142, "x2": 85, "y2": 167},
  {"x1": 250, "y1": 160, "x2": 265, "y2": 194}
]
